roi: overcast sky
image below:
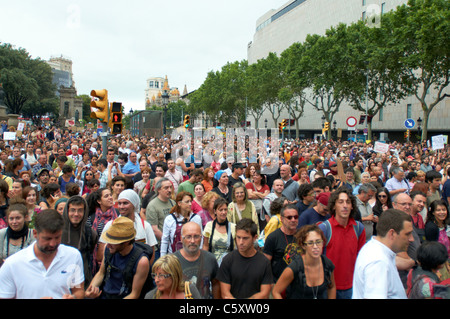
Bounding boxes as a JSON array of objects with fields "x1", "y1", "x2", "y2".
[{"x1": 0, "y1": 0, "x2": 284, "y2": 113}]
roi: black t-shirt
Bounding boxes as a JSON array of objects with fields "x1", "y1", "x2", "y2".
[
  {"x1": 263, "y1": 228, "x2": 300, "y2": 282},
  {"x1": 216, "y1": 250, "x2": 273, "y2": 299}
]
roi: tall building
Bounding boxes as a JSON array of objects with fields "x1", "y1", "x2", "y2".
[
  {"x1": 247, "y1": 0, "x2": 449, "y2": 140},
  {"x1": 145, "y1": 76, "x2": 183, "y2": 108},
  {"x1": 46, "y1": 55, "x2": 83, "y2": 124}
]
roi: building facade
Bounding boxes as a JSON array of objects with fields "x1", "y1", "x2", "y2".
[{"x1": 247, "y1": 0, "x2": 449, "y2": 140}]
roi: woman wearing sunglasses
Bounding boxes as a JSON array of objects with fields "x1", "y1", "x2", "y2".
[{"x1": 272, "y1": 224, "x2": 336, "y2": 299}]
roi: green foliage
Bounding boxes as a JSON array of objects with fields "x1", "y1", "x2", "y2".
[{"x1": 0, "y1": 43, "x2": 57, "y2": 115}]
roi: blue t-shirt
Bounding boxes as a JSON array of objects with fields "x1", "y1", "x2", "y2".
[
  {"x1": 442, "y1": 179, "x2": 450, "y2": 206},
  {"x1": 297, "y1": 207, "x2": 329, "y2": 229}
]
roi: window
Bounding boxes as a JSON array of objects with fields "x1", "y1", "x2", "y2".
[
  {"x1": 149, "y1": 81, "x2": 154, "y2": 88},
  {"x1": 407, "y1": 104, "x2": 412, "y2": 119},
  {"x1": 381, "y1": 2, "x2": 386, "y2": 14},
  {"x1": 362, "y1": 11, "x2": 366, "y2": 21},
  {"x1": 379, "y1": 108, "x2": 383, "y2": 121}
]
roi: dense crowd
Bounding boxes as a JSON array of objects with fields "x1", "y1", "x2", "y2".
[{"x1": 0, "y1": 124, "x2": 449, "y2": 299}]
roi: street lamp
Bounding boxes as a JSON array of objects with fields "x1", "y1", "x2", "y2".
[
  {"x1": 161, "y1": 76, "x2": 170, "y2": 135},
  {"x1": 264, "y1": 118, "x2": 268, "y2": 129},
  {"x1": 417, "y1": 117, "x2": 422, "y2": 142},
  {"x1": 333, "y1": 120, "x2": 337, "y2": 140}
]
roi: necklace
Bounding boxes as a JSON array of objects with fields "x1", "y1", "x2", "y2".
[{"x1": 311, "y1": 284, "x2": 319, "y2": 299}]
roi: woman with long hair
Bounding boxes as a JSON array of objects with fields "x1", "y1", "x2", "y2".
[
  {"x1": 203, "y1": 197, "x2": 236, "y2": 265},
  {"x1": 0, "y1": 199, "x2": 35, "y2": 266},
  {"x1": 272, "y1": 224, "x2": 336, "y2": 299},
  {"x1": 201, "y1": 167, "x2": 215, "y2": 193},
  {"x1": 372, "y1": 187, "x2": 393, "y2": 219},
  {"x1": 425, "y1": 200, "x2": 450, "y2": 256},
  {"x1": 226, "y1": 182, "x2": 259, "y2": 233},
  {"x1": 38, "y1": 183, "x2": 62, "y2": 210},
  {"x1": 191, "y1": 183, "x2": 205, "y2": 215},
  {"x1": 86, "y1": 188, "x2": 118, "y2": 273},
  {"x1": 110, "y1": 175, "x2": 126, "y2": 209},
  {"x1": 145, "y1": 254, "x2": 201, "y2": 299},
  {"x1": 197, "y1": 191, "x2": 220, "y2": 228},
  {"x1": 0, "y1": 180, "x2": 9, "y2": 229},
  {"x1": 160, "y1": 191, "x2": 202, "y2": 256},
  {"x1": 22, "y1": 186, "x2": 41, "y2": 224}
]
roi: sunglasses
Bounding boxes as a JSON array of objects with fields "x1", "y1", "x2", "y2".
[
  {"x1": 378, "y1": 195, "x2": 387, "y2": 198},
  {"x1": 284, "y1": 215, "x2": 299, "y2": 220}
]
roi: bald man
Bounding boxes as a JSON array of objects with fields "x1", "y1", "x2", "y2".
[
  {"x1": 173, "y1": 222, "x2": 220, "y2": 299},
  {"x1": 392, "y1": 193, "x2": 421, "y2": 287}
]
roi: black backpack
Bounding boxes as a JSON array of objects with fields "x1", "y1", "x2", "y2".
[{"x1": 103, "y1": 241, "x2": 154, "y2": 299}]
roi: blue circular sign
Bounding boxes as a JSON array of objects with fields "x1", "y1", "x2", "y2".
[{"x1": 404, "y1": 119, "x2": 415, "y2": 129}]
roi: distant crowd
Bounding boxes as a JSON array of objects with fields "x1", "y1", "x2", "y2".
[{"x1": 0, "y1": 123, "x2": 449, "y2": 299}]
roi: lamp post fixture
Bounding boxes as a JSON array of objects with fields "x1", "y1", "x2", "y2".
[
  {"x1": 417, "y1": 117, "x2": 422, "y2": 142},
  {"x1": 333, "y1": 120, "x2": 337, "y2": 140},
  {"x1": 161, "y1": 76, "x2": 170, "y2": 136},
  {"x1": 264, "y1": 118, "x2": 268, "y2": 129}
]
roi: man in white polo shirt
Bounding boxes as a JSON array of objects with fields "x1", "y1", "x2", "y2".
[
  {"x1": 0, "y1": 209, "x2": 84, "y2": 299},
  {"x1": 352, "y1": 209, "x2": 414, "y2": 299}
]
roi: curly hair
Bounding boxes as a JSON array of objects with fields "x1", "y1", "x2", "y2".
[{"x1": 328, "y1": 186, "x2": 358, "y2": 219}]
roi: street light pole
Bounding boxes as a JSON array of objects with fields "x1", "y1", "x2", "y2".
[{"x1": 161, "y1": 76, "x2": 170, "y2": 136}]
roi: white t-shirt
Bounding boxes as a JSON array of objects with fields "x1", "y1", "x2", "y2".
[
  {"x1": 352, "y1": 237, "x2": 407, "y2": 299},
  {"x1": 0, "y1": 243, "x2": 84, "y2": 299},
  {"x1": 100, "y1": 213, "x2": 157, "y2": 247}
]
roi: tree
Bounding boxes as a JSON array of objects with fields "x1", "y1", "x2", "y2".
[
  {"x1": 0, "y1": 43, "x2": 57, "y2": 115},
  {"x1": 339, "y1": 20, "x2": 414, "y2": 140},
  {"x1": 392, "y1": 0, "x2": 450, "y2": 141}
]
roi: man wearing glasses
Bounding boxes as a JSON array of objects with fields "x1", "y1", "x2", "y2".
[
  {"x1": 263, "y1": 204, "x2": 300, "y2": 283},
  {"x1": 174, "y1": 222, "x2": 220, "y2": 299},
  {"x1": 392, "y1": 192, "x2": 421, "y2": 287}
]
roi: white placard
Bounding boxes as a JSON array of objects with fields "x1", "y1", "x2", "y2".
[
  {"x1": 3, "y1": 132, "x2": 16, "y2": 140},
  {"x1": 374, "y1": 141, "x2": 389, "y2": 153},
  {"x1": 432, "y1": 135, "x2": 445, "y2": 150},
  {"x1": 17, "y1": 122, "x2": 25, "y2": 131}
]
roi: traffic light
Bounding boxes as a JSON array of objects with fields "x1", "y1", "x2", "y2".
[
  {"x1": 281, "y1": 119, "x2": 288, "y2": 130},
  {"x1": 404, "y1": 130, "x2": 410, "y2": 139},
  {"x1": 90, "y1": 89, "x2": 109, "y2": 123},
  {"x1": 278, "y1": 122, "x2": 283, "y2": 133},
  {"x1": 110, "y1": 102, "x2": 123, "y2": 134},
  {"x1": 184, "y1": 115, "x2": 190, "y2": 128},
  {"x1": 324, "y1": 122, "x2": 330, "y2": 131}
]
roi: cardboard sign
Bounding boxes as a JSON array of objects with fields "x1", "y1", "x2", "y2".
[
  {"x1": 374, "y1": 141, "x2": 389, "y2": 153},
  {"x1": 3, "y1": 132, "x2": 16, "y2": 140},
  {"x1": 432, "y1": 135, "x2": 445, "y2": 150}
]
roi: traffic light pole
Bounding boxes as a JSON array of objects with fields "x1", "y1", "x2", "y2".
[{"x1": 102, "y1": 122, "x2": 108, "y2": 158}]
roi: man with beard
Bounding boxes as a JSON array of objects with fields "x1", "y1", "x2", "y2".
[
  {"x1": 61, "y1": 196, "x2": 98, "y2": 289},
  {"x1": 173, "y1": 222, "x2": 220, "y2": 299},
  {"x1": 0, "y1": 209, "x2": 85, "y2": 299}
]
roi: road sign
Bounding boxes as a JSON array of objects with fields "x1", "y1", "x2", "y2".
[
  {"x1": 346, "y1": 116, "x2": 357, "y2": 127},
  {"x1": 404, "y1": 119, "x2": 415, "y2": 129}
]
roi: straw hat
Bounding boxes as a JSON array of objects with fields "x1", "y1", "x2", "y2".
[{"x1": 100, "y1": 216, "x2": 136, "y2": 244}]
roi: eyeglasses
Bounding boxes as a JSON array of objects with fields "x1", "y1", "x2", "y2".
[
  {"x1": 396, "y1": 202, "x2": 412, "y2": 206},
  {"x1": 378, "y1": 195, "x2": 387, "y2": 198},
  {"x1": 151, "y1": 273, "x2": 172, "y2": 279},
  {"x1": 284, "y1": 215, "x2": 299, "y2": 220},
  {"x1": 304, "y1": 240, "x2": 324, "y2": 247},
  {"x1": 182, "y1": 235, "x2": 202, "y2": 241}
]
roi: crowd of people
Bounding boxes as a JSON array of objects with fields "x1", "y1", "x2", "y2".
[{"x1": 0, "y1": 124, "x2": 449, "y2": 299}]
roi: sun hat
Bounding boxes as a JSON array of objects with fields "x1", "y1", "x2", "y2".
[{"x1": 100, "y1": 216, "x2": 136, "y2": 244}]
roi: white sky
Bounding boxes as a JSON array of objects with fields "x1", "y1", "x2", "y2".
[{"x1": 0, "y1": 0, "x2": 285, "y2": 113}]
